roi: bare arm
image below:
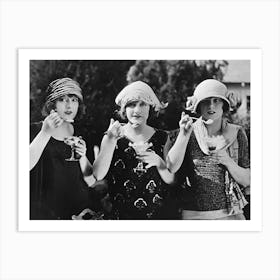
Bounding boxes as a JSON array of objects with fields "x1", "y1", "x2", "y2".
[
  {"x1": 211, "y1": 150, "x2": 250, "y2": 187},
  {"x1": 92, "y1": 135, "x2": 117, "y2": 181},
  {"x1": 30, "y1": 130, "x2": 51, "y2": 170},
  {"x1": 92, "y1": 119, "x2": 122, "y2": 181},
  {"x1": 166, "y1": 112, "x2": 193, "y2": 173},
  {"x1": 139, "y1": 150, "x2": 175, "y2": 184},
  {"x1": 226, "y1": 162, "x2": 250, "y2": 187},
  {"x1": 156, "y1": 161, "x2": 175, "y2": 184},
  {"x1": 137, "y1": 135, "x2": 174, "y2": 184}
]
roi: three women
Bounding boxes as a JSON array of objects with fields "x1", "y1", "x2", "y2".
[{"x1": 30, "y1": 78, "x2": 250, "y2": 220}]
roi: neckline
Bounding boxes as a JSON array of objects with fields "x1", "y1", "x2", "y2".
[
  {"x1": 51, "y1": 124, "x2": 75, "y2": 142},
  {"x1": 122, "y1": 128, "x2": 157, "y2": 144}
]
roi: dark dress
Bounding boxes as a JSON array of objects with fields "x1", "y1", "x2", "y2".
[
  {"x1": 176, "y1": 129, "x2": 250, "y2": 212},
  {"x1": 30, "y1": 122, "x2": 94, "y2": 220},
  {"x1": 105, "y1": 129, "x2": 175, "y2": 220}
]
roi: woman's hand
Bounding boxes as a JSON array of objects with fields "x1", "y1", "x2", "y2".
[
  {"x1": 137, "y1": 150, "x2": 166, "y2": 170},
  {"x1": 210, "y1": 149, "x2": 234, "y2": 167},
  {"x1": 105, "y1": 119, "x2": 123, "y2": 140},
  {"x1": 74, "y1": 137, "x2": 87, "y2": 158},
  {"x1": 42, "y1": 110, "x2": 64, "y2": 135},
  {"x1": 179, "y1": 112, "x2": 193, "y2": 137}
]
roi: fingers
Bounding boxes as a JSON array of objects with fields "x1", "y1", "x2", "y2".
[
  {"x1": 75, "y1": 146, "x2": 86, "y2": 157},
  {"x1": 74, "y1": 138, "x2": 86, "y2": 157},
  {"x1": 109, "y1": 118, "x2": 114, "y2": 127},
  {"x1": 48, "y1": 111, "x2": 63, "y2": 128},
  {"x1": 180, "y1": 113, "x2": 191, "y2": 123},
  {"x1": 137, "y1": 151, "x2": 159, "y2": 167},
  {"x1": 179, "y1": 113, "x2": 193, "y2": 131},
  {"x1": 106, "y1": 119, "x2": 124, "y2": 139},
  {"x1": 145, "y1": 163, "x2": 153, "y2": 169}
]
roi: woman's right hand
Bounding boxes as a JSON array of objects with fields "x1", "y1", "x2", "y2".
[
  {"x1": 105, "y1": 118, "x2": 124, "y2": 140},
  {"x1": 42, "y1": 109, "x2": 64, "y2": 135},
  {"x1": 179, "y1": 112, "x2": 193, "y2": 136}
]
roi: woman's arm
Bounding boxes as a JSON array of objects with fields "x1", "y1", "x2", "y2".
[
  {"x1": 79, "y1": 155, "x2": 96, "y2": 186},
  {"x1": 29, "y1": 111, "x2": 63, "y2": 170},
  {"x1": 139, "y1": 150, "x2": 175, "y2": 184},
  {"x1": 30, "y1": 130, "x2": 51, "y2": 170},
  {"x1": 213, "y1": 128, "x2": 250, "y2": 188},
  {"x1": 226, "y1": 163, "x2": 250, "y2": 188},
  {"x1": 137, "y1": 135, "x2": 175, "y2": 184},
  {"x1": 92, "y1": 119, "x2": 122, "y2": 181},
  {"x1": 74, "y1": 138, "x2": 93, "y2": 177},
  {"x1": 166, "y1": 112, "x2": 193, "y2": 173},
  {"x1": 211, "y1": 150, "x2": 250, "y2": 187}
]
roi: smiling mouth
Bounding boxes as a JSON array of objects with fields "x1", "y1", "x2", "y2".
[{"x1": 207, "y1": 111, "x2": 216, "y2": 115}]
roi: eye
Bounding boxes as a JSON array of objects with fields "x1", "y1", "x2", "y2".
[
  {"x1": 127, "y1": 101, "x2": 137, "y2": 108},
  {"x1": 57, "y1": 97, "x2": 66, "y2": 102},
  {"x1": 213, "y1": 98, "x2": 222, "y2": 103},
  {"x1": 71, "y1": 97, "x2": 79, "y2": 102},
  {"x1": 140, "y1": 101, "x2": 147, "y2": 107}
]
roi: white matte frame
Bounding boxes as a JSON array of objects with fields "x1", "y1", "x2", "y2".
[
  {"x1": 18, "y1": 48, "x2": 262, "y2": 232},
  {"x1": 1, "y1": 1, "x2": 279, "y2": 280}
]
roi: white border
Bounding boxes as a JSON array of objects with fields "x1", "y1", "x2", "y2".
[{"x1": 18, "y1": 48, "x2": 262, "y2": 232}]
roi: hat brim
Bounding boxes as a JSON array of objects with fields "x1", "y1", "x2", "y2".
[{"x1": 193, "y1": 95, "x2": 230, "y2": 113}]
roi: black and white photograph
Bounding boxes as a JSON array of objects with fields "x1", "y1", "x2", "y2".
[
  {"x1": 1, "y1": 1, "x2": 279, "y2": 280},
  {"x1": 18, "y1": 48, "x2": 261, "y2": 231}
]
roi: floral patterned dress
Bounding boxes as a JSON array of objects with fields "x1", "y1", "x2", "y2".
[{"x1": 105, "y1": 129, "x2": 171, "y2": 220}]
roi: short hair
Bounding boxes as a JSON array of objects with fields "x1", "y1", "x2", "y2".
[{"x1": 41, "y1": 94, "x2": 85, "y2": 120}]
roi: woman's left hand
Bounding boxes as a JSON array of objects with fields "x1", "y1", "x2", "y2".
[
  {"x1": 210, "y1": 149, "x2": 234, "y2": 167},
  {"x1": 137, "y1": 151, "x2": 166, "y2": 170},
  {"x1": 74, "y1": 138, "x2": 87, "y2": 158}
]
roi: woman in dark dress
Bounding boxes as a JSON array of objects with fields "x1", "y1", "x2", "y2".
[
  {"x1": 167, "y1": 79, "x2": 250, "y2": 220},
  {"x1": 92, "y1": 81, "x2": 176, "y2": 219},
  {"x1": 30, "y1": 78, "x2": 96, "y2": 220}
]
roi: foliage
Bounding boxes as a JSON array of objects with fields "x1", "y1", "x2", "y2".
[
  {"x1": 30, "y1": 60, "x2": 135, "y2": 144},
  {"x1": 126, "y1": 60, "x2": 228, "y2": 129},
  {"x1": 30, "y1": 60, "x2": 228, "y2": 144}
]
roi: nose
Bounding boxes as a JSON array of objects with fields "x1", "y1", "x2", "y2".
[
  {"x1": 65, "y1": 98, "x2": 73, "y2": 108},
  {"x1": 134, "y1": 104, "x2": 141, "y2": 112},
  {"x1": 208, "y1": 98, "x2": 216, "y2": 108}
]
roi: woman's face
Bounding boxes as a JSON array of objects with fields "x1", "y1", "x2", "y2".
[
  {"x1": 125, "y1": 100, "x2": 150, "y2": 126},
  {"x1": 199, "y1": 97, "x2": 224, "y2": 122},
  {"x1": 55, "y1": 94, "x2": 79, "y2": 121}
]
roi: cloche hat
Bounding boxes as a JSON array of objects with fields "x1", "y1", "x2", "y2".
[
  {"x1": 46, "y1": 77, "x2": 83, "y2": 103},
  {"x1": 115, "y1": 81, "x2": 167, "y2": 112},
  {"x1": 190, "y1": 79, "x2": 230, "y2": 113}
]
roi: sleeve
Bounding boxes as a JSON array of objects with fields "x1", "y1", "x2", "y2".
[
  {"x1": 29, "y1": 122, "x2": 45, "y2": 219},
  {"x1": 83, "y1": 132, "x2": 95, "y2": 164},
  {"x1": 237, "y1": 128, "x2": 250, "y2": 169}
]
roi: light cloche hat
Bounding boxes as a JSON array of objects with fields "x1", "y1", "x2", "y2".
[
  {"x1": 115, "y1": 81, "x2": 167, "y2": 112},
  {"x1": 191, "y1": 79, "x2": 230, "y2": 113}
]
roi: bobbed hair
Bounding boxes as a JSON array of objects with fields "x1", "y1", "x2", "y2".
[{"x1": 41, "y1": 94, "x2": 85, "y2": 121}]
